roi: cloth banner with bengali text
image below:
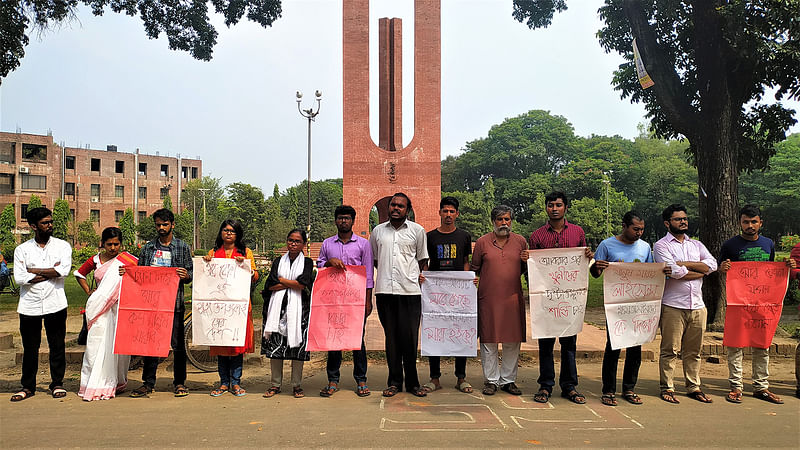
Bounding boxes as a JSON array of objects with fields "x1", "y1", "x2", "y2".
[
  {"x1": 528, "y1": 248, "x2": 590, "y2": 339},
  {"x1": 191, "y1": 257, "x2": 252, "y2": 346},
  {"x1": 306, "y1": 266, "x2": 367, "y2": 351},
  {"x1": 114, "y1": 266, "x2": 179, "y2": 357},
  {"x1": 603, "y1": 262, "x2": 666, "y2": 350},
  {"x1": 420, "y1": 271, "x2": 478, "y2": 357},
  {"x1": 723, "y1": 262, "x2": 790, "y2": 349}
]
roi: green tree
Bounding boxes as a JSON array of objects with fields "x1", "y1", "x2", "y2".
[
  {"x1": 76, "y1": 218, "x2": 99, "y2": 248},
  {"x1": 173, "y1": 208, "x2": 194, "y2": 244},
  {"x1": 221, "y1": 183, "x2": 266, "y2": 249},
  {"x1": 2, "y1": 0, "x2": 283, "y2": 81},
  {"x1": 284, "y1": 179, "x2": 343, "y2": 242},
  {"x1": 162, "y1": 194, "x2": 173, "y2": 210},
  {"x1": 52, "y1": 199, "x2": 70, "y2": 241},
  {"x1": 119, "y1": 208, "x2": 136, "y2": 248},
  {"x1": 182, "y1": 176, "x2": 225, "y2": 249},
  {"x1": 27, "y1": 194, "x2": 42, "y2": 209},
  {"x1": 0, "y1": 203, "x2": 16, "y2": 260},
  {"x1": 513, "y1": 0, "x2": 800, "y2": 328},
  {"x1": 136, "y1": 216, "x2": 157, "y2": 243}
]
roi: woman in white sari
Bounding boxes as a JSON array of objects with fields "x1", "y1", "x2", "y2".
[{"x1": 74, "y1": 227, "x2": 138, "y2": 401}]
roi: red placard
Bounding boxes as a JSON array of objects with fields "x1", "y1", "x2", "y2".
[
  {"x1": 306, "y1": 266, "x2": 367, "y2": 351},
  {"x1": 114, "y1": 266, "x2": 180, "y2": 357},
  {"x1": 723, "y1": 262, "x2": 790, "y2": 349}
]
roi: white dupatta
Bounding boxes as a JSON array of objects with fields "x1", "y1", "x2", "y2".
[{"x1": 263, "y1": 252, "x2": 306, "y2": 348}]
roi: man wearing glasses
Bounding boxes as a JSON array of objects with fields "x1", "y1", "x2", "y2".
[{"x1": 653, "y1": 204, "x2": 717, "y2": 404}]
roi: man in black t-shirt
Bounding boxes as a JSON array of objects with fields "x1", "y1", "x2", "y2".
[{"x1": 419, "y1": 197, "x2": 474, "y2": 393}]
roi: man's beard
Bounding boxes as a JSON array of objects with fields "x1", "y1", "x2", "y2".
[
  {"x1": 668, "y1": 224, "x2": 685, "y2": 235},
  {"x1": 494, "y1": 225, "x2": 510, "y2": 236}
]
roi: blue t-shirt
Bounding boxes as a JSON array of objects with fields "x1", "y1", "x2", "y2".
[
  {"x1": 719, "y1": 235, "x2": 774, "y2": 262},
  {"x1": 594, "y1": 236, "x2": 654, "y2": 263}
]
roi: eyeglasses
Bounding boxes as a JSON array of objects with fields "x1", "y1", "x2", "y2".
[
  {"x1": 221, "y1": 229, "x2": 236, "y2": 234},
  {"x1": 287, "y1": 239, "x2": 304, "y2": 245},
  {"x1": 670, "y1": 217, "x2": 689, "y2": 222}
]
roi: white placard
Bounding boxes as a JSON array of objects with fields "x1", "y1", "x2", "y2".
[
  {"x1": 603, "y1": 262, "x2": 665, "y2": 350},
  {"x1": 528, "y1": 248, "x2": 590, "y2": 339},
  {"x1": 191, "y1": 257, "x2": 252, "y2": 346},
  {"x1": 420, "y1": 271, "x2": 478, "y2": 357}
]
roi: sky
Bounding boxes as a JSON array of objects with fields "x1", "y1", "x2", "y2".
[{"x1": 2, "y1": 0, "x2": 798, "y2": 194}]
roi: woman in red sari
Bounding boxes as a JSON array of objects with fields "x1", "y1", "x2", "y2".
[{"x1": 203, "y1": 219, "x2": 259, "y2": 397}]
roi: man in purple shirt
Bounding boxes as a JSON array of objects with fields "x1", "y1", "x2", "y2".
[
  {"x1": 317, "y1": 205, "x2": 374, "y2": 398},
  {"x1": 653, "y1": 204, "x2": 717, "y2": 404}
]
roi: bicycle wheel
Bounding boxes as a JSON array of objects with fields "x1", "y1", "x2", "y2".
[{"x1": 184, "y1": 319, "x2": 218, "y2": 372}]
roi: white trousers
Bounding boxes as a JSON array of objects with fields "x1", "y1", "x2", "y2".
[{"x1": 480, "y1": 342, "x2": 521, "y2": 386}]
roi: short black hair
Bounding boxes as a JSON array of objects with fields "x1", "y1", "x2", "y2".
[
  {"x1": 622, "y1": 210, "x2": 644, "y2": 227},
  {"x1": 101, "y1": 227, "x2": 123, "y2": 245},
  {"x1": 545, "y1": 191, "x2": 569, "y2": 207},
  {"x1": 661, "y1": 204, "x2": 687, "y2": 222},
  {"x1": 26, "y1": 207, "x2": 52, "y2": 226},
  {"x1": 490, "y1": 205, "x2": 514, "y2": 221},
  {"x1": 739, "y1": 204, "x2": 761, "y2": 220},
  {"x1": 287, "y1": 228, "x2": 307, "y2": 243},
  {"x1": 334, "y1": 205, "x2": 357, "y2": 220},
  {"x1": 152, "y1": 208, "x2": 174, "y2": 223},
  {"x1": 440, "y1": 196, "x2": 459, "y2": 211},
  {"x1": 391, "y1": 192, "x2": 412, "y2": 210}
]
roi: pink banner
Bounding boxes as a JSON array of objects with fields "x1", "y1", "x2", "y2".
[
  {"x1": 723, "y1": 262, "x2": 789, "y2": 349},
  {"x1": 114, "y1": 266, "x2": 179, "y2": 357},
  {"x1": 306, "y1": 266, "x2": 367, "y2": 351}
]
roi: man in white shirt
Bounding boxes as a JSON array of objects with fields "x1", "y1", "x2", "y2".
[
  {"x1": 653, "y1": 204, "x2": 717, "y2": 405},
  {"x1": 11, "y1": 207, "x2": 72, "y2": 402},
  {"x1": 370, "y1": 193, "x2": 429, "y2": 398}
]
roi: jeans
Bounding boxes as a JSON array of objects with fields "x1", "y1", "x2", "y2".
[
  {"x1": 376, "y1": 294, "x2": 422, "y2": 392},
  {"x1": 218, "y1": 355, "x2": 244, "y2": 387},
  {"x1": 326, "y1": 322, "x2": 368, "y2": 383},
  {"x1": 601, "y1": 330, "x2": 641, "y2": 394},
  {"x1": 429, "y1": 356, "x2": 467, "y2": 380},
  {"x1": 19, "y1": 308, "x2": 67, "y2": 391},
  {"x1": 142, "y1": 309, "x2": 186, "y2": 388},
  {"x1": 537, "y1": 335, "x2": 578, "y2": 393}
]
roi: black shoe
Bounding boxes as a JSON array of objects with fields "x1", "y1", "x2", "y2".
[{"x1": 500, "y1": 382, "x2": 522, "y2": 395}]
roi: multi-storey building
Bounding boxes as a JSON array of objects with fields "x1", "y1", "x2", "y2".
[{"x1": 0, "y1": 131, "x2": 201, "y2": 239}]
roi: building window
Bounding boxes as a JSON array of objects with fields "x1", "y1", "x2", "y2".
[
  {"x1": 69, "y1": 209, "x2": 75, "y2": 220},
  {"x1": 138, "y1": 211, "x2": 147, "y2": 222},
  {"x1": 160, "y1": 187, "x2": 169, "y2": 199},
  {"x1": 65, "y1": 156, "x2": 75, "y2": 170},
  {"x1": 91, "y1": 158, "x2": 100, "y2": 172},
  {"x1": 138, "y1": 186, "x2": 147, "y2": 199},
  {"x1": 21, "y1": 144, "x2": 47, "y2": 163},
  {"x1": 115, "y1": 210, "x2": 124, "y2": 222},
  {"x1": 64, "y1": 182, "x2": 75, "y2": 197},
  {"x1": 160, "y1": 164, "x2": 169, "y2": 177},
  {"x1": 91, "y1": 184, "x2": 100, "y2": 202},
  {"x1": 90, "y1": 209, "x2": 100, "y2": 223},
  {"x1": 21, "y1": 204, "x2": 29, "y2": 219},
  {"x1": 138, "y1": 162, "x2": 147, "y2": 176},
  {"x1": 115, "y1": 161, "x2": 124, "y2": 173},
  {"x1": 115, "y1": 185, "x2": 124, "y2": 199},
  {"x1": 181, "y1": 167, "x2": 188, "y2": 179},
  {"x1": 0, "y1": 141, "x2": 15, "y2": 164},
  {"x1": 191, "y1": 167, "x2": 198, "y2": 179},
  {"x1": 21, "y1": 174, "x2": 46, "y2": 190},
  {"x1": 0, "y1": 173, "x2": 14, "y2": 194}
]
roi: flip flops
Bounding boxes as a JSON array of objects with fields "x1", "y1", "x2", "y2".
[
  {"x1": 320, "y1": 383, "x2": 339, "y2": 397},
  {"x1": 10, "y1": 389, "x2": 34, "y2": 402},
  {"x1": 210, "y1": 386, "x2": 229, "y2": 397}
]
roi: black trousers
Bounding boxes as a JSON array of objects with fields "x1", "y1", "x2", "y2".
[
  {"x1": 19, "y1": 308, "x2": 67, "y2": 391},
  {"x1": 429, "y1": 356, "x2": 467, "y2": 380},
  {"x1": 376, "y1": 294, "x2": 421, "y2": 391},
  {"x1": 601, "y1": 330, "x2": 641, "y2": 394},
  {"x1": 142, "y1": 310, "x2": 186, "y2": 388},
  {"x1": 537, "y1": 335, "x2": 579, "y2": 393}
]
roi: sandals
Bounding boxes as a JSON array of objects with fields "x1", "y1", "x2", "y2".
[
  {"x1": 622, "y1": 391, "x2": 643, "y2": 405},
  {"x1": 533, "y1": 389, "x2": 551, "y2": 403},
  {"x1": 263, "y1": 387, "x2": 280, "y2": 398},
  {"x1": 753, "y1": 390, "x2": 783, "y2": 404},
  {"x1": 211, "y1": 385, "x2": 229, "y2": 397},
  {"x1": 130, "y1": 385, "x2": 154, "y2": 398},
  {"x1": 482, "y1": 383, "x2": 498, "y2": 396},
  {"x1": 174, "y1": 384, "x2": 189, "y2": 398},
  {"x1": 320, "y1": 383, "x2": 339, "y2": 397},
  {"x1": 422, "y1": 381, "x2": 441, "y2": 393},
  {"x1": 356, "y1": 384, "x2": 371, "y2": 397},
  {"x1": 456, "y1": 381, "x2": 473, "y2": 393},
  {"x1": 410, "y1": 386, "x2": 427, "y2": 397},
  {"x1": 501, "y1": 382, "x2": 522, "y2": 395},
  {"x1": 726, "y1": 389, "x2": 743, "y2": 404},
  {"x1": 382, "y1": 386, "x2": 400, "y2": 397},
  {"x1": 601, "y1": 393, "x2": 617, "y2": 406},
  {"x1": 293, "y1": 387, "x2": 305, "y2": 399},
  {"x1": 51, "y1": 387, "x2": 67, "y2": 399},
  {"x1": 10, "y1": 389, "x2": 34, "y2": 402},
  {"x1": 561, "y1": 389, "x2": 586, "y2": 404},
  {"x1": 660, "y1": 390, "x2": 680, "y2": 404},
  {"x1": 232, "y1": 385, "x2": 246, "y2": 397},
  {"x1": 687, "y1": 390, "x2": 713, "y2": 403}
]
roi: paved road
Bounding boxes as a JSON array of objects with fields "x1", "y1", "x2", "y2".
[{"x1": 2, "y1": 358, "x2": 798, "y2": 448}]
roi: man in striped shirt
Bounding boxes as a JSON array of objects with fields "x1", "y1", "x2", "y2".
[{"x1": 528, "y1": 192, "x2": 593, "y2": 405}]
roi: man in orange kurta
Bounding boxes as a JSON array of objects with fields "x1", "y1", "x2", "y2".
[{"x1": 470, "y1": 205, "x2": 528, "y2": 396}]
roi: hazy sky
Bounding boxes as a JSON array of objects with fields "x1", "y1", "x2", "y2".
[{"x1": 2, "y1": 0, "x2": 798, "y2": 194}]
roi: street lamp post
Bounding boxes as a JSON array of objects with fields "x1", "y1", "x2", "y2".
[
  {"x1": 602, "y1": 172, "x2": 611, "y2": 237},
  {"x1": 296, "y1": 90, "x2": 322, "y2": 253}
]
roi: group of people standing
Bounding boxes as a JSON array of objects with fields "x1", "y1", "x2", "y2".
[{"x1": 8, "y1": 193, "x2": 799, "y2": 406}]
